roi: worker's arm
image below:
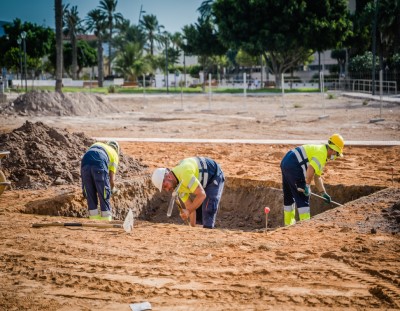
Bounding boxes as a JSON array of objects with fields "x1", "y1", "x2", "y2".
[
  {"x1": 180, "y1": 185, "x2": 206, "y2": 226},
  {"x1": 305, "y1": 165, "x2": 315, "y2": 185},
  {"x1": 109, "y1": 170, "x2": 116, "y2": 189},
  {"x1": 314, "y1": 175, "x2": 326, "y2": 193}
]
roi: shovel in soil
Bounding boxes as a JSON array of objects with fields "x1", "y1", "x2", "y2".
[{"x1": 32, "y1": 208, "x2": 135, "y2": 233}]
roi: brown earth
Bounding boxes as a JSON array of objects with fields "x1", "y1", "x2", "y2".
[{"x1": 0, "y1": 92, "x2": 399, "y2": 310}]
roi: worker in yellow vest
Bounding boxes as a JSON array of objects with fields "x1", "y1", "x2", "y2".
[
  {"x1": 151, "y1": 157, "x2": 225, "y2": 229},
  {"x1": 280, "y1": 134, "x2": 344, "y2": 226},
  {"x1": 81, "y1": 141, "x2": 120, "y2": 221}
]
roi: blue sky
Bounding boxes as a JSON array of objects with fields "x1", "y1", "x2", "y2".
[{"x1": 0, "y1": 0, "x2": 204, "y2": 33}]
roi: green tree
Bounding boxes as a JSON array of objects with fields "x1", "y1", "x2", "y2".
[
  {"x1": 348, "y1": 51, "x2": 378, "y2": 75},
  {"x1": 0, "y1": 19, "x2": 54, "y2": 72},
  {"x1": 140, "y1": 14, "x2": 160, "y2": 56},
  {"x1": 213, "y1": 0, "x2": 352, "y2": 87},
  {"x1": 113, "y1": 42, "x2": 152, "y2": 81},
  {"x1": 98, "y1": 0, "x2": 124, "y2": 76},
  {"x1": 48, "y1": 40, "x2": 97, "y2": 78},
  {"x1": 182, "y1": 17, "x2": 226, "y2": 89},
  {"x1": 63, "y1": 4, "x2": 81, "y2": 80},
  {"x1": 85, "y1": 9, "x2": 107, "y2": 87}
]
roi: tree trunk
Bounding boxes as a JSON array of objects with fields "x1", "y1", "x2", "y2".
[
  {"x1": 71, "y1": 34, "x2": 77, "y2": 80},
  {"x1": 97, "y1": 39, "x2": 104, "y2": 87},
  {"x1": 55, "y1": 0, "x2": 63, "y2": 93},
  {"x1": 108, "y1": 23, "x2": 112, "y2": 76}
]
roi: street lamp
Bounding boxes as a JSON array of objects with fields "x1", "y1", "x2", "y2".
[
  {"x1": 20, "y1": 31, "x2": 27, "y2": 92},
  {"x1": 16, "y1": 38, "x2": 22, "y2": 87},
  {"x1": 164, "y1": 34, "x2": 169, "y2": 93},
  {"x1": 183, "y1": 38, "x2": 187, "y2": 88}
]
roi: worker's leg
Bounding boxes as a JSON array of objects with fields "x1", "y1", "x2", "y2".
[
  {"x1": 92, "y1": 166, "x2": 112, "y2": 220},
  {"x1": 81, "y1": 165, "x2": 99, "y2": 218},
  {"x1": 281, "y1": 151, "x2": 309, "y2": 226},
  {"x1": 201, "y1": 174, "x2": 225, "y2": 229},
  {"x1": 282, "y1": 171, "x2": 296, "y2": 226}
]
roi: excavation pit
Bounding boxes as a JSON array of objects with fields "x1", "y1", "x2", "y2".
[
  {"x1": 22, "y1": 176, "x2": 384, "y2": 231},
  {"x1": 146, "y1": 177, "x2": 385, "y2": 231},
  {"x1": 23, "y1": 177, "x2": 384, "y2": 232}
]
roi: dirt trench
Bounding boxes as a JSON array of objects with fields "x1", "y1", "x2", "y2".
[{"x1": 21, "y1": 176, "x2": 386, "y2": 232}]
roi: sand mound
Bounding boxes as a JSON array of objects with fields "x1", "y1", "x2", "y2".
[
  {"x1": 1, "y1": 91, "x2": 118, "y2": 116},
  {"x1": 0, "y1": 121, "x2": 147, "y2": 189}
]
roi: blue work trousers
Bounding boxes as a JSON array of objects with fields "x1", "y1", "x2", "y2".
[
  {"x1": 81, "y1": 149, "x2": 111, "y2": 216},
  {"x1": 280, "y1": 150, "x2": 309, "y2": 208},
  {"x1": 196, "y1": 172, "x2": 225, "y2": 229}
]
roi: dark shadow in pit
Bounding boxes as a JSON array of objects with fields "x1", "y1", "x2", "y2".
[{"x1": 143, "y1": 177, "x2": 385, "y2": 231}]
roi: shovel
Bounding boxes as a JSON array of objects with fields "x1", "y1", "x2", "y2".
[
  {"x1": 32, "y1": 208, "x2": 135, "y2": 233},
  {"x1": 297, "y1": 188, "x2": 342, "y2": 206}
]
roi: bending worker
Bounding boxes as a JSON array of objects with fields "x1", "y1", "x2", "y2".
[
  {"x1": 81, "y1": 141, "x2": 120, "y2": 221},
  {"x1": 280, "y1": 134, "x2": 344, "y2": 226},
  {"x1": 151, "y1": 157, "x2": 225, "y2": 229}
]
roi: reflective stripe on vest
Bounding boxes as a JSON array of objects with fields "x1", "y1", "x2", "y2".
[
  {"x1": 195, "y1": 157, "x2": 208, "y2": 188},
  {"x1": 311, "y1": 156, "x2": 322, "y2": 172},
  {"x1": 292, "y1": 146, "x2": 308, "y2": 178}
]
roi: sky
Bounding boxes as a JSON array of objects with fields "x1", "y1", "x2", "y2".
[{"x1": 0, "y1": 0, "x2": 204, "y2": 34}]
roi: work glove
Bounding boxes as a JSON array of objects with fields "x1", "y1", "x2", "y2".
[
  {"x1": 321, "y1": 192, "x2": 331, "y2": 204},
  {"x1": 304, "y1": 184, "x2": 311, "y2": 196},
  {"x1": 111, "y1": 187, "x2": 121, "y2": 196}
]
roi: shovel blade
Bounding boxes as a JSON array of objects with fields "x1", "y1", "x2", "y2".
[{"x1": 123, "y1": 209, "x2": 134, "y2": 233}]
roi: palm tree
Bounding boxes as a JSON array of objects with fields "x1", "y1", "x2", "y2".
[
  {"x1": 85, "y1": 9, "x2": 107, "y2": 87},
  {"x1": 140, "y1": 14, "x2": 160, "y2": 56},
  {"x1": 55, "y1": 0, "x2": 63, "y2": 92},
  {"x1": 114, "y1": 42, "x2": 152, "y2": 82},
  {"x1": 198, "y1": 0, "x2": 214, "y2": 20},
  {"x1": 63, "y1": 4, "x2": 81, "y2": 79},
  {"x1": 98, "y1": 0, "x2": 124, "y2": 76}
]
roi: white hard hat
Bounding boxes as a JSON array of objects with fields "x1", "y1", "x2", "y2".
[
  {"x1": 151, "y1": 168, "x2": 167, "y2": 192},
  {"x1": 107, "y1": 140, "x2": 120, "y2": 155}
]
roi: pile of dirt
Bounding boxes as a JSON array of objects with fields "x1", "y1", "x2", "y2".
[
  {"x1": 0, "y1": 91, "x2": 118, "y2": 116},
  {"x1": 0, "y1": 121, "x2": 148, "y2": 189}
]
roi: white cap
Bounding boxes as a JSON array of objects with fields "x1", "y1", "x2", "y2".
[{"x1": 151, "y1": 168, "x2": 167, "y2": 191}]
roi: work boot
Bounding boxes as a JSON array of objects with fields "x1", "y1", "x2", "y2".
[
  {"x1": 99, "y1": 215, "x2": 112, "y2": 221},
  {"x1": 284, "y1": 204, "x2": 296, "y2": 226},
  {"x1": 89, "y1": 215, "x2": 102, "y2": 220}
]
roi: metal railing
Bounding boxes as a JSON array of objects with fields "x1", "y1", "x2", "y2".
[{"x1": 324, "y1": 79, "x2": 397, "y2": 95}]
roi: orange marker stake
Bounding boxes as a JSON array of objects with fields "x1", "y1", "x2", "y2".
[{"x1": 264, "y1": 207, "x2": 270, "y2": 231}]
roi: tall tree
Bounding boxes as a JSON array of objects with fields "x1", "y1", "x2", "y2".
[
  {"x1": 182, "y1": 17, "x2": 226, "y2": 88},
  {"x1": 98, "y1": 0, "x2": 124, "y2": 76},
  {"x1": 63, "y1": 4, "x2": 81, "y2": 79},
  {"x1": 140, "y1": 14, "x2": 160, "y2": 56},
  {"x1": 114, "y1": 42, "x2": 152, "y2": 81},
  {"x1": 213, "y1": 0, "x2": 352, "y2": 86},
  {"x1": 55, "y1": 0, "x2": 63, "y2": 92},
  {"x1": 0, "y1": 19, "x2": 54, "y2": 72},
  {"x1": 85, "y1": 9, "x2": 107, "y2": 87}
]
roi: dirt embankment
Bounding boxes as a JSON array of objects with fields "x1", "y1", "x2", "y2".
[
  {"x1": 0, "y1": 121, "x2": 147, "y2": 189},
  {"x1": 0, "y1": 91, "x2": 118, "y2": 116}
]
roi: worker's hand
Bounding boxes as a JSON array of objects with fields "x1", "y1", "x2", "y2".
[
  {"x1": 321, "y1": 192, "x2": 331, "y2": 204},
  {"x1": 111, "y1": 187, "x2": 121, "y2": 196},
  {"x1": 304, "y1": 184, "x2": 311, "y2": 196},
  {"x1": 180, "y1": 208, "x2": 190, "y2": 220}
]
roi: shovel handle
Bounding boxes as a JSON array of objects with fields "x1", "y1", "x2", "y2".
[
  {"x1": 32, "y1": 222, "x2": 123, "y2": 229},
  {"x1": 297, "y1": 188, "x2": 342, "y2": 206}
]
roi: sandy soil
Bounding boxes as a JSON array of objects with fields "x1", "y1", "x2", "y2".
[{"x1": 0, "y1": 92, "x2": 399, "y2": 310}]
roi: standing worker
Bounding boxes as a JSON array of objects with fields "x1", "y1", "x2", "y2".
[
  {"x1": 151, "y1": 157, "x2": 225, "y2": 229},
  {"x1": 81, "y1": 141, "x2": 120, "y2": 221},
  {"x1": 280, "y1": 134, "x2": 344, "y2": 226}
]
